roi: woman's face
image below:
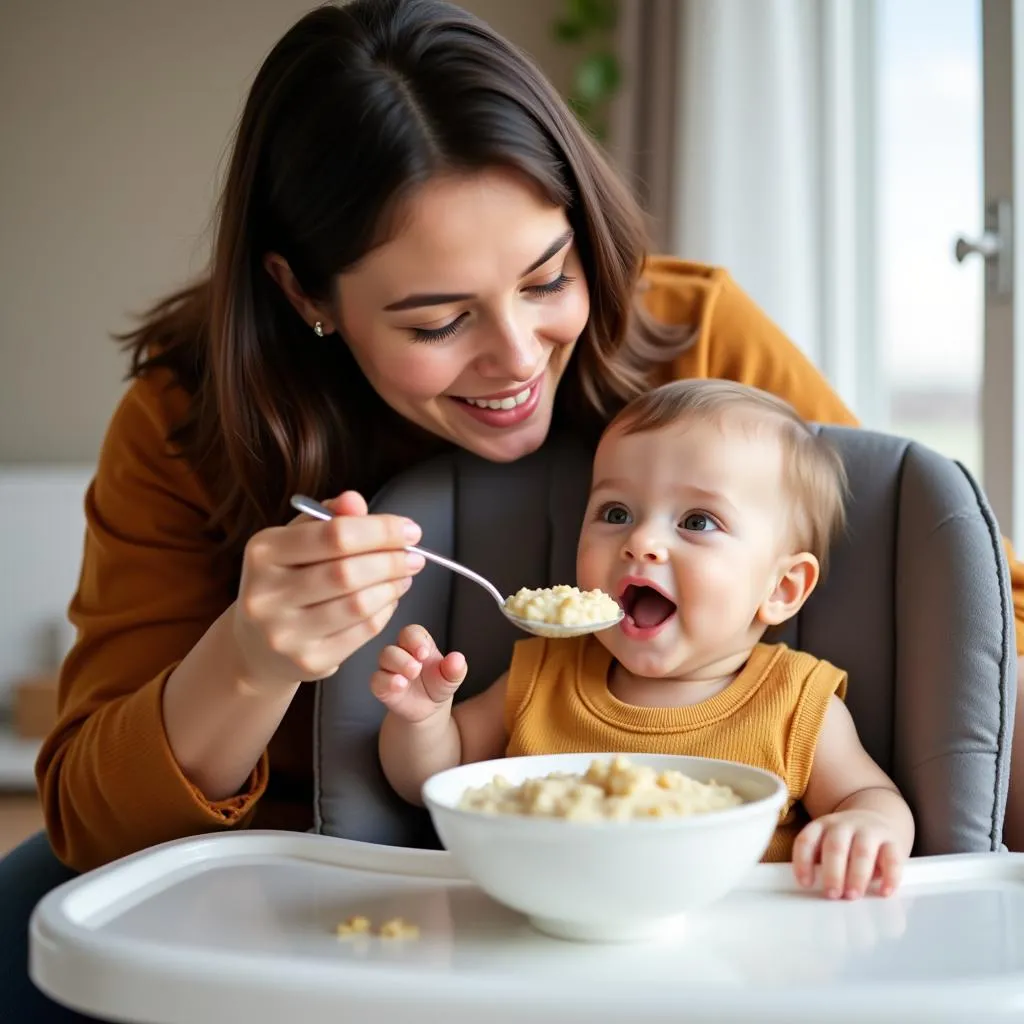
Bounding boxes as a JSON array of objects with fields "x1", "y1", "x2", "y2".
[{"x1": 333, "y1": 168, "x2": 590, "y2": 463}]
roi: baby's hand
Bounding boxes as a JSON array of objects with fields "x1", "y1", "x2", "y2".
[
  {"x1": 371, "y1": 624, "x2": 467, "y2": 724},
  {"x1": 792, "y1": 809, "x2": 905, "y2": 900}
]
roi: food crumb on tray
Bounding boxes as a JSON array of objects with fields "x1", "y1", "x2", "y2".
[
  {"x1": 379, "y1": 916, "x2": 420, "y2": 940},
  {"x1": 335, "y1": 915, "x2": 371, "y2": 937},
  {"x1": 335, "y1": 914, "x2": 420, "y2": 940}
]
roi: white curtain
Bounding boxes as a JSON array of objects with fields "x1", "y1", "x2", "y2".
[{"x1": 670, "y1": 0, "x2": 879, "y2": 420}]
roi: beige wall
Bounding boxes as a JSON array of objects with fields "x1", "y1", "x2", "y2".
[{"x1": 0, "y1": 0, "x2": 573, "y2": 464}]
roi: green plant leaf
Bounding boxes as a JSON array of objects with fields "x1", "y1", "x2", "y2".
[
  {"x1": 553, "y1": 17, "x2": 586, "y2": 43},
  {"x1": 574, "y1": 52, "x2": 621, "y2": 104},
  {"x1": 568, "y1": 92, "x2": 592, "y2": 117},
  {"x1": 567, "y1": 99, "x2": 607, "y2": 141},
  {"x1": 556, "y1": 0, "x2": 618, "y2": 37},
  {"x1": 578, "y1": 0, "x2": 618, "y2": 31},
  {"x1": 566, "y1": 0, "x2": 590, "y2": 22},
  {"x1": 552, "y1": 0, "x2": 620, "y2": 144}
]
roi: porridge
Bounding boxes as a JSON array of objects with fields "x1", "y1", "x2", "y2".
[
  {"x1": 503, "y1": 585, "x2": 620, "y2": 629},
  {"x1": 335, "y1": 915, "x2": 371, "y2": 937},
  {"x1": 457, "y1": 756, "x2": 743, "y2": 821},
  {"x1": 378, "y1": 917, "x2": 420, "y2": 940},
  {"x1": 335, "y1": 915, "x2": 420, "y2": 940}
]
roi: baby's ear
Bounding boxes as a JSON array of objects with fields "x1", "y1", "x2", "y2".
[{"x1": 757, "y1": 552, "x2": 820, "y2": 627}]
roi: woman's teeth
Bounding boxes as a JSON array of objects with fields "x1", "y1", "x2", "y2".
[{"x1": 461, "y1": 385, "x2": 532, "y2": 410}]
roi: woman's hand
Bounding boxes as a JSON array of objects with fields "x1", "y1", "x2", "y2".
[{"x1": 230, "y1": 490, "x2": 425, "y2": 688}]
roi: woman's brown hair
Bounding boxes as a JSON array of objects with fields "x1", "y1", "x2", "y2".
[{"x1": 122, "y1": 0, "x2": 687, "y2": 551}]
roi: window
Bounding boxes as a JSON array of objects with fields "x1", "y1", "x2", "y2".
[{"x1": 875, "y1": 0, "x2": 983, "y2": 474}]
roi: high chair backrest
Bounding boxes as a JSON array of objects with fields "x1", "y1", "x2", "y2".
[{"x1": 312, "y1": 426, "x2": 1016, "y2": 854}]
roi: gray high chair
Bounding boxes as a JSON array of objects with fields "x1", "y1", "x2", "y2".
[{"x1": 312, "y1": 426, "x2": 1017, "y2": 855}]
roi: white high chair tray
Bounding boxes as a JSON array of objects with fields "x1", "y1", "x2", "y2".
[{"x1": 30, "y1": 830, "x2": 1024, "y2": 1023}]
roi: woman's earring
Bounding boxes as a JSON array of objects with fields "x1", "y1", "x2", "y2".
[{"x1": 313, "y1": 321, "x2": 324, "y2": 337}]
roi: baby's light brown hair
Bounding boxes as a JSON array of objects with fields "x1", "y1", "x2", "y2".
[{"x1": 605, "y1": 379, "x2": 848, "y2": 578}]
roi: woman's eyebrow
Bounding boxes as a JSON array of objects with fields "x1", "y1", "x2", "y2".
[
  {"x1": 520, "y1": 228, "x2": 574, "y2": 276},
  {"x1": 382, "y1": 229, "x2": 575, "y2": 312}
]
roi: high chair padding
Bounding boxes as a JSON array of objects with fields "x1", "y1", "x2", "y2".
[{"x1": 312, "y1": 427, "x2": 1015, "y2": 855}]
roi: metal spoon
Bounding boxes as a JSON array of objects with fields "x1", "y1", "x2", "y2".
[{"x1": 289, "y1": 494, "x2": 623, "y2": 639}]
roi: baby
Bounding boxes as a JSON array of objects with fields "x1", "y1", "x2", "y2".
[{"x1": 372, "y1": 379, "x2": 914, "y2": 900}]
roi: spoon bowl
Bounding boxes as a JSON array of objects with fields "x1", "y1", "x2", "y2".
[{"x1": 289, "y1": 494, "x2": 623, "y2": 639}]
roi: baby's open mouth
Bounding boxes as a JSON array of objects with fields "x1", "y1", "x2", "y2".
[{"x1": 620, "y1": 583, "x2": 677, "y2": 630}]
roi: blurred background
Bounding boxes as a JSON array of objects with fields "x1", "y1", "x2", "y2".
[{"x1": 0, "y1": 0, "x2": 1020, "y2": 848}]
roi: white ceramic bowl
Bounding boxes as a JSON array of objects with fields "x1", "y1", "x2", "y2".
[{"x1": 423, "y1": 752, "x2": 787, "y2": 943}]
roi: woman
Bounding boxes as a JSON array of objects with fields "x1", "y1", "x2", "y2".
[{"x1": 5, "y1": 0, "x2": 1023, "y2": 1018}]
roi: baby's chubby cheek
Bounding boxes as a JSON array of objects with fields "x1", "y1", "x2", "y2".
[{"x1": 574, "y1": 542, "x2": 606, "y2": 593}]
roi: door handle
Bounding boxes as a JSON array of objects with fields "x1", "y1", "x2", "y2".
[
  {"x1": 954, "y1": 198, "x2": 1013, "y2": 297},
  {"x1": 955, "y1": 233, "x2": 1001, "y2": 260}
]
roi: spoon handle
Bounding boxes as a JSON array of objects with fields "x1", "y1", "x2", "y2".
[
  {"x1": 289, "y1": 494, "x2": 506, "y2": 607},
  {"x1": 289, "y1": 494, "x2": 334, "y2": 521},
  {"x1": 404, "y1": 545, "x2": 506, "y2": 606}
]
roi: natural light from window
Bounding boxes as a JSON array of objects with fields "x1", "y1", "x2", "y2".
[{"x1": 876, "y1": 0, "x2": 983, "y2": 474}]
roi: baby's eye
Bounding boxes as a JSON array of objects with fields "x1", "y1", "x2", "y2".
[
  {"x1": 681, "y1": 512, "x2": 718, "y2": 533},
  {"x1": 599, "y1": 503, "x2": 632, "y2": 526}
]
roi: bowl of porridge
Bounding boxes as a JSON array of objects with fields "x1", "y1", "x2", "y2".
[{"x1": 422, "y1": 752, "x2": 787, "y2": 943}]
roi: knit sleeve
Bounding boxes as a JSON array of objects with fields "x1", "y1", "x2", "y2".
[
  {"x1": 1003, "y1": 537, "x2": 1024, "y2": 655},
  {"x1": 35, "y1": 372, "x2": 267, "y2": 872}
]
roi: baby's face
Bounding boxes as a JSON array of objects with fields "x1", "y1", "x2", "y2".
[{"x1": 577, "y1": 416, "x2": 797, "y2": 679}]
